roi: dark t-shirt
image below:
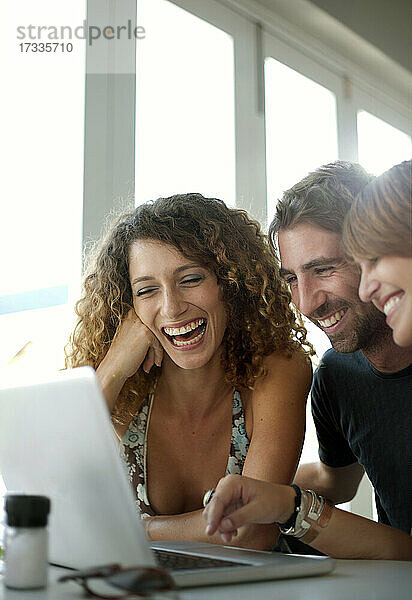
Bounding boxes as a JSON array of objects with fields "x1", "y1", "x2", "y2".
[{"x1": 311, "y1": 349, "x2": 412, "y2": 534}]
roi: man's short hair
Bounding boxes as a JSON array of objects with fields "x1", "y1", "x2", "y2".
[{"x1": 268, "y1": 161, "x2": 374, "y2": 247}]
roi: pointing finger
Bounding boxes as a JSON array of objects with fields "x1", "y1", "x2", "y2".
[{"x1": 203, "y1": 475, "x2": 244, "y2": 536}]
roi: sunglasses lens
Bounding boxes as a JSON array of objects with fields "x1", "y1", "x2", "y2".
[
  {"x1": 107, "y1": 567, "x2": 174, "y2": 593},
  {"x1": 83, "y1": 577, "x2": 131, "y2": 599}
]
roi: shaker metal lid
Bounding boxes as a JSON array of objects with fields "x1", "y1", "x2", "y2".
[{"x1": 5, "y1": 495, "x2": 51, "y2": 527}]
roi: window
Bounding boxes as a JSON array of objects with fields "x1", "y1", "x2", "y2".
[
  {"x1": 265, "y1": 57, "x2": 338, "y2": 226},
  {"x1": 135, "y1": 0, "x2": 235, "y2": 205},
  {"x1": 0, "y1": 0, "x2": 85, "y2": 382},
  {"x1": 357, "y1": 110, "x2": 412, "y2": 175}
]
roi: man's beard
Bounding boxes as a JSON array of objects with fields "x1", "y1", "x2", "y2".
[{"x1": 310, "y1": 299, "x2": 387, "y2": 354}]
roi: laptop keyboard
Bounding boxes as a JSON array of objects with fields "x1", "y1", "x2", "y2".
[{"x1": 154, "y1": 549, "x2": 245, "y2": 571}]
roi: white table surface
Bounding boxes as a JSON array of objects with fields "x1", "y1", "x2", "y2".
[{"x1": 1, "y1": 560, "x2": 412, "y2": 600}]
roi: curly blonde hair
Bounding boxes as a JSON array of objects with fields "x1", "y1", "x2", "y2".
[{"x1": 65, "y1": 194, "x2": 312, "y2": 423}]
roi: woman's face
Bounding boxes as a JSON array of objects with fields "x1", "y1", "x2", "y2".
[
  {"x1": 357, "y1": 255, "x2": 412, "y2": 347},
  {"x1": 128, "y1": 239, "x2": 228, "y2": 370}
]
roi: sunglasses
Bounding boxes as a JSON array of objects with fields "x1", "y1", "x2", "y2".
[{"x1": 58, "y1": 563, "x2": 179, "y2": 599}]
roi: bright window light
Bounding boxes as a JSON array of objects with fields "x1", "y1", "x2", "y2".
[
  {"x1": 0, "y1": 0, "x2": 85, "y2": 378},
  {"x1": 265, "y1": 57, "x2": 338, "y2": 226},
  {"x1": 135, "y1": 0, "x2": 235, "y2": 206},
  {"x1": 357, "y1": 110, "x2": 411, "y2": 175}
]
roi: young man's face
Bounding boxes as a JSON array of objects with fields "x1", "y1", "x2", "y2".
[{"x1": 278, "y1": 223, "x2": 385, "y2": 353}]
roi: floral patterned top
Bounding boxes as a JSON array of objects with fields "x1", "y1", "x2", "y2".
[{"x1": 119, "y1": 389, "x2": 250, "y2": 518}]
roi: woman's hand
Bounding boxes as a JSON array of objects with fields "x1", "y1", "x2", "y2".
[
  {"x1": 203, "y1": 474, "x2": 296, "y2": 543},
  {"x1": 108, "y1": 309, "x2": 163, "y2": 378},
  {"x1": 96, "y1": 310, "x2": 163, "y2": 414}
]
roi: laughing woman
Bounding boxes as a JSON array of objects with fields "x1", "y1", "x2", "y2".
[
  {"x1": 343, "y1": 160, "x2": 412, "y2": 347},
  {"x1": 65, "y1": 193, "x2": 312, "y2": 550}
]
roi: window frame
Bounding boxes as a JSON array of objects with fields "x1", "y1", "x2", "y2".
[{"x1": 84, "y1": 0, "x2": 411, "y2": 244}]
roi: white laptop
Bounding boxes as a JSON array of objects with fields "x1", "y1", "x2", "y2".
[{"x1": 0, "y1": 367, "x2": 334, "y2": 587}]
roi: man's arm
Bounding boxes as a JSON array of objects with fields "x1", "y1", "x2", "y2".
[
  {"x1": 203, "y1": 475, "x2": 412, "y2": 561},
  {"x1": 294, "y1": 461, "x2": 365, "y2": 505}
]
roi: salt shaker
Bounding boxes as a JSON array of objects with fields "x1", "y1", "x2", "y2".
[{"x1": 4, "y1": 495, "x2": 51, "y2": 589}]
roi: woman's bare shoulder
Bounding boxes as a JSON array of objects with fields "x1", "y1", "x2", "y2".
[{"x1": 261, "y1": 347, "x2": 312, "y2": 382}]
